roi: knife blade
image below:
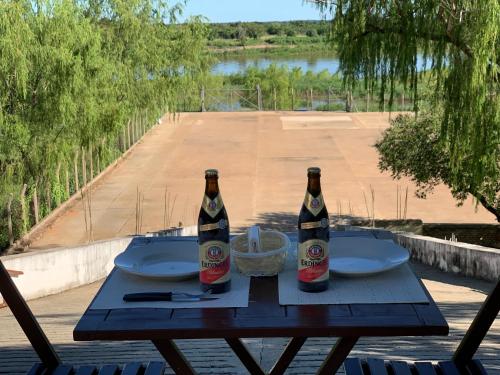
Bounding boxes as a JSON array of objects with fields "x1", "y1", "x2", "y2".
[{"x1": 123, "y1": 292, "x2": 219, "y2": 302}]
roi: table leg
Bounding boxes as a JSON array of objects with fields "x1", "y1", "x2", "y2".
[
  {"x1": 269, "y1": 337, "x2": 307, "y2": 375},
  {"x1": 225, "y1": 338, "x2": 266, "y2": 375},
  {"x1": 153, "y1": 339, "x2": 196, "y2": 375},
  {"x1": 316, "y1": 336, "x2": 359, "y2": 375}
]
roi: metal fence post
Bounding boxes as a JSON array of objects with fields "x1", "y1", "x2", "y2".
[
  {"x1": 7, "y1": 194, "x2": 13, "y2": 246},
  {"x1": 345, "y1": 90, "x2": 352, "y2": 112},
  {"x1": 20, "y1": 184, "x2": 28, "y2": 235},
  {"x1": 273, "y1": 87, "x2": 277, "y2": 111},
  {"x1": 201, "y1": 87, "x2": 206, "y2": 112},
  {"x1": 33, "y1": 183, "x2": 39, "y2": 224},
  {"x1": 256, "y1": 85, "x2": 263, "y2": 111}
]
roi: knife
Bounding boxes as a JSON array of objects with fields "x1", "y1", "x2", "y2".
[{"x1": 123, "y1": 292, "x2": 219, "y2": 302}]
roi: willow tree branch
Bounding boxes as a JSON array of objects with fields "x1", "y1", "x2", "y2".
[
  {"x1": 474, "y1": 194, "x2": 500, "y2": 223},
  {"x1": 354, "y1": 23, "x2": 473, "y2": 58}
]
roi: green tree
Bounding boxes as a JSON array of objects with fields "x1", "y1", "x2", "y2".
[
  {"x1": 236, "y1": 24, "x2": 247, "y2": 46},
  {"x1": 316, "y1": 0, "x2": 499, "y2": 215},
  {"x1": 376, "y1": 113, "x2": 499, "y2": 222},
  {"x1": 305, "y1": 29, "x2": 317, "y2": 37},
  {"x1": 267, "y1": 23, "x2": 282, "y2": 35},
  {"x1": 0, "y1": 0, "x2": 212, "y2": 251}
]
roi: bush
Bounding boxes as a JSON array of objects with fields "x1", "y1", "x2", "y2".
[{"x1": 267, "y1": 24, "x2": 282, "y2": 35}]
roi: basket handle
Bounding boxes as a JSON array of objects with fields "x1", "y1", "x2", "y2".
[{"x1": 247, "y1": 225, "x2": 262, "y2": 253}]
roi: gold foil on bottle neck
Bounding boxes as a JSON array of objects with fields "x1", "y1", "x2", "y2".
[
  {"x1": 202, "y1": 194, "x2": 224, "y2": 218},
  {"x1": 303, "y1": 191, "x2": 325, "y2": 217}
]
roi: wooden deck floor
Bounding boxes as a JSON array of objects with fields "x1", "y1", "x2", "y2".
[{"x1": 0, "y1": 262, "x2": 498, "y2": 374}]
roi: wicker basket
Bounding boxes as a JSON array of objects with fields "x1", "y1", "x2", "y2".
[{"x1": 230, "y1": 229, "x2": 290, "y2": 276}]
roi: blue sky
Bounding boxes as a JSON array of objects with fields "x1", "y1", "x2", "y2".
[{"x1": 179, "y1": 0, "x2": 324, "y2": 23}]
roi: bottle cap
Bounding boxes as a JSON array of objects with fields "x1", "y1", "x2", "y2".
[
  {"x1": 307, "y1": 167, "x2": 321, "y2": 174},
  {"x1": 205, "y1": 169, "x2": 219, "y2": 177}
]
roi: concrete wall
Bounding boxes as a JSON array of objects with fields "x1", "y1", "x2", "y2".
[
  {"x1": 395, "y1": 232, "x2": 500, "y2": 282},
  {"x1": 1, "y1": 237, "x2": 132, "y2": 305},
  {"x1": 0, "y1": 226, "x2": 197, "y2": 305},
  {"x1": 422, "y1": 223, "x2": 499, "y2": 249}
]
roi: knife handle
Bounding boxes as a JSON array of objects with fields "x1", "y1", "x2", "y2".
[{"x1": 123, "y1": 292, "x2": 172, "y2": 302}]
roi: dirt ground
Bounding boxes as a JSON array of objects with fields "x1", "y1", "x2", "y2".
[{"x1": 30, "y1": 111, "x2": 496, "y2": 250}]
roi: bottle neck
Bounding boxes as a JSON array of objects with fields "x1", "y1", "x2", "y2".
[
  {"x1": 205, "y1": 177, "x2": 220, "y2": 199},
  {"x1": 307, "y1": 174, "x2": 321, "y2": 197}
]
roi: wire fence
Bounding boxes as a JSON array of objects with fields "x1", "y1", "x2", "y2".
[{"x1": 180, "y1": 86, "x2": 415, "y2": 112}]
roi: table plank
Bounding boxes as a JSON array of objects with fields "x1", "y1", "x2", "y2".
[{"x1": 74, "y1": 276, "x2": 448, "y2": 341}]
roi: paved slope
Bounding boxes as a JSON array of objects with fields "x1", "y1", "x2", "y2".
[{"x1": 30, "y1": 112, "x2": 495, "y2": 249}]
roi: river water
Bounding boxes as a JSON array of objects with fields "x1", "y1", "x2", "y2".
[
  {"x1": 212, "y1": 55, "x2": 340, "y2": 75},
  {"x1": 211, "y1": 54, "x2": 430, "y2": 75}
]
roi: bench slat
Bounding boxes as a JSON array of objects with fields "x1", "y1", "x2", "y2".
[
  {"x1": 26, "y1": 363, "x2": 45, "y2": 375},
  {"x1": 467, "y1": 359, "x2": 488, "y2": 375},
  {"x1": 97, "y1": 365, "x2": 120, "y2": 375},
  {"x1": 366, "y1": 358, "x2": 388, "y2": 375},
  {"x1": 144, "y1": 361, "x2": 166, "y2": 375},
  {"x1": 51, "y1": 365, "x2": 74, "y2": 375},
  {"x1": 414, "y1": 362, "x2": 438, "y2": 375},
  {"x1": 75, "y1": 366, "x2": 97, "y2": 375},
  {"x1": 344, "y1": 358, "x2": 365, "y2": 375},
  {"x1": 437, "y1": 361, "x2": 461, "y2": 375},
  {"x1": 120, "y1": 363, "x2": 143, "y2": 375},
  {"x1": 389, "y1": 361, "x2": 412, "y2": 375}
]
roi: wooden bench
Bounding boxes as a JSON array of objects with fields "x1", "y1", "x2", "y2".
[
  {"x1": 344, "y1": 278, "x2": 500, "y2": 375},
  {"x1": 0, "y1": 259, "x2": 166, "y2": 375}
]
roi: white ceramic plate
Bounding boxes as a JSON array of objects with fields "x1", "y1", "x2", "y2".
[
  {"x1": 329, "y1": 237, "x2": 409, "y2": 277},
  {"x1": 114, "y1": 243, "x2": 199, "y2": 280}
]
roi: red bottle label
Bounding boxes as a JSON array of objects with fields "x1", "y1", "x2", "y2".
[
  {"x1": 199, "y1": 241, "x2": 230, "y2": 284},
  {"x1": 298, "y1": 239, "x2": 329, "y2": 283}
]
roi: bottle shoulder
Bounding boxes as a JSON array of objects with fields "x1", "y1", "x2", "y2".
[
  {"x1": 298, "y1": 205, "x2": 329, "y2": 222},
  {"x1": 198, "y1": 207, "x2": 229, "y2": 243},
  {"x1": 298, "y1": 205, "x2": 330, "y2": 242}
]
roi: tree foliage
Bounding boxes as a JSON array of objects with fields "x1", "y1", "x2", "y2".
[
  {"x1": 317, "y1": 0, "x2": 499, "y2": 202},
  {"x1": 0, "y1": 0, "x2": 211, "y2": 250},
  {"x1": 223, "y1": 64, "x2": 414, "y2": 111},
  {"x1": 208, "y1": 20, "x2": 330, "y2": 40},
  {"x1": 376, "y1": 113, "x2": 499, "y2": 222}
]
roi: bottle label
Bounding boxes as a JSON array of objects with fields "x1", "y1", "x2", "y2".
[
  {"x1": 303, "y1": 192, "x2": 325, "y2": 217},
  {"x1": 199, "y1": 240, "x2": 230, "y2": 284},
  {"x1": 202, "y1": 194, "x2": 224, "y2": 218},
  {"x1": 298, "y1": 239, "x2": 329, "y2": 283},
  {"x1": 300, "y1": 218, "x2": 330, "y2": 230},
  {"x1": 199, "y1": 219, "x2": 228, "y2": 232}
]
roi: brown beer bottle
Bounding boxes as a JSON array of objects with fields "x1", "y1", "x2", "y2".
[
  {"x1": 198, "y1": 169, "x2": 231, "y2": 294},
  {"x1": 297, "y1": 167, "x2": 330, "y2": 292}
]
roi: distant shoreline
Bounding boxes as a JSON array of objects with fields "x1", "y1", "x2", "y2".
[
  {"x1": 209, "y1": 42, "x2": 333, "y2": 57},
  {"x1": 206, "y1": 20, "x2": 333, "y2": 57}
]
